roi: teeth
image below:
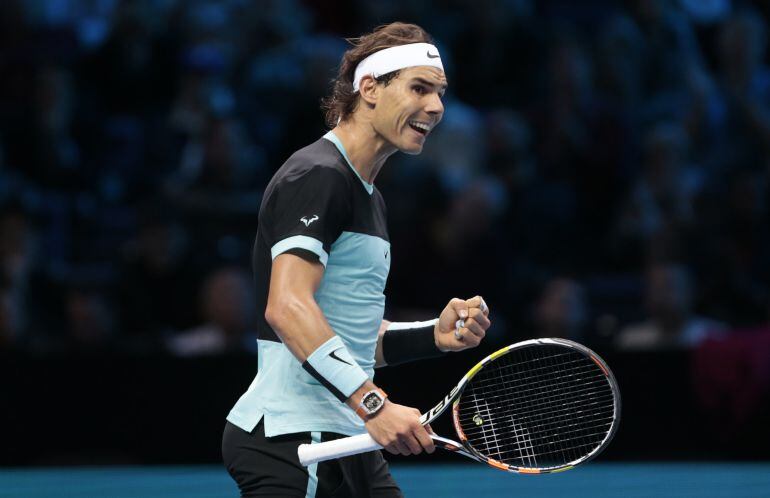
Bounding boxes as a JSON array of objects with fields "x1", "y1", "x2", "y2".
[{"x1": 409, "y1": 121, "x2": 431, "y2": 132}]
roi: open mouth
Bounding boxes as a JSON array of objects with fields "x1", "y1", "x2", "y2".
[{"x1": 408, "y1": 120, "x2": 431, "y2": 136}]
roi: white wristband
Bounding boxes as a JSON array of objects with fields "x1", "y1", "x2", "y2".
[
  {"x1": 386, "y1": 318, "x2": 439, "y2": 331},
  {"x1": 303, "y1": 336, "x2": 369, "y2": 402}
]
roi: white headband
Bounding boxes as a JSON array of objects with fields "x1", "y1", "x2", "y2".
[{"x1": 352, "y1": 42, "x2": 444, "y2": 92}]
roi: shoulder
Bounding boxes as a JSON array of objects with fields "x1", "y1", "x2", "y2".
[{"x1": 274, "y1": 139, "x2": 352, "y2": 191}]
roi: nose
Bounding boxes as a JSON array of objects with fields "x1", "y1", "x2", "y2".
[{"x1": 425, "y1": 92, "x2": 444, "y2": 118}]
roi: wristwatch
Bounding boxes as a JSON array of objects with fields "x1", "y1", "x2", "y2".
[{"x1": 355, "y1": 388, "x2": 388, "y2": 420}]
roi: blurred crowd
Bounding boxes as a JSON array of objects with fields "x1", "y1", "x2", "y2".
[{"x1": 1, "y1": 0, "x2": 770, "y2": 363}]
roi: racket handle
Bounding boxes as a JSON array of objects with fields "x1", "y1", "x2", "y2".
[{"x1": 298, "y1": 433, "x2": 382, "y2": 466}]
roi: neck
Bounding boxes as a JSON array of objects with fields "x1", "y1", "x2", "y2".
[{"x1": 331, "y1": 117, "x2": 396, "y2": 183}]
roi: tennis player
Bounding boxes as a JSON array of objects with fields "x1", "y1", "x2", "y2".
[{"x1": 222, "y1": 22, "x2": 491, "y2": 497}]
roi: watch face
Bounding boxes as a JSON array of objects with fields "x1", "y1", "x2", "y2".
[{"x1": 362, "y1": 392, "x2": 382, "y2": 412}]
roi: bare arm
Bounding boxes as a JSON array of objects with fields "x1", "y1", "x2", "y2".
[
  {"x1": 264, "y1": 253, "x2": 433, "y2": 455},
  {"x1": 264, "y1": 253, "x2": 335, "y2": 360}
]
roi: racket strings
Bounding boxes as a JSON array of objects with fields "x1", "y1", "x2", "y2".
[
  {"x1": 462, "y1": 370, "x2": 610, "y2": 413},
  {"x1": 487, "y1": 348, "x2": 611, "y2": 466},
  {"x1": 461, "y1": 402, "x2": 614, "y2": 439},
  {"x1": 459, "y1": 386, "x2": 614, "y2": 433},
  {"x1": 467, "y1": 359, "x2": 605, "y2": 392},
  {"x1": 457, "y1": 345, "x2": 615, "y2": 469},
  {"x1": 511, "y1": 347, "x2": 612, "y2": 466},
  {"x1": 465, "y1": 390, "x2": 539, "y2": 467}
]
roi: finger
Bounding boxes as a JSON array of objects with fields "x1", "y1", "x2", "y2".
[
  {"x1": 425, "y1": 423, "x2": 434, "y2": 434},
  {"x1": 392, "y1": 440, "x2": 411, "y2": 456},
  {"x1": 464, "y1": 318, "x2": 487, "y2": 339},
  {"x1": 469, "y1": 308, "x2": 491, "y2": 329},
  {"x1": 400, "y1": 433, "x2": 423, "y2": 455},
  {"x1": 454, "y1": 319, "x2": 465, "y2": 341},
  {"x1": 449, "y1": 298, "x2": 469, "y2": 319},
  {"x1": 455, "y1": 327, "x2": 480, "y2": 347},
  {"x1": 413, "y1": 426, "x2": 435, "y2": 454},
  {"x1": 466, "y1": 296, "x2": 489, "y2": 316},
  {"x1": 464, "y1": 332, "x2": 482, "y2": 347},
  {"x1": 384, "y1": 443, "x2": 400, "y2": 455}
]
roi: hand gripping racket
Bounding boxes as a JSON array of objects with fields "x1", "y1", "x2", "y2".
[{"x1": 298, "y1": 338, "x2": 620, "y2": 474}]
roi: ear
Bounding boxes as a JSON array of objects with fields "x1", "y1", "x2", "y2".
[{"x1": 358, "y1": 75, "x2": 379, "y2": 107}]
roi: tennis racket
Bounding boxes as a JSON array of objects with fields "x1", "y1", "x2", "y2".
[{"x1": 298, "y1": 338, "x2": 620, "y2": 473}]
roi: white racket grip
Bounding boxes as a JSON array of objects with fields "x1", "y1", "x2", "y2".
[{"x1": 298, "y1": 433, "x2": 382, "y2": 466}]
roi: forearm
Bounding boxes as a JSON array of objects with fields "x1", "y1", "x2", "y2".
[
  {"x1": 266, "y1": 253, "x2": 372, "y2": 405},
  {"x1": 265, "y1": 293, "x2": 337, "y2": 362}
]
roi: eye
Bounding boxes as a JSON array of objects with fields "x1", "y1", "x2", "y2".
[{"x1": 412, "y1": 85, "x2": 427, "y2": 95}]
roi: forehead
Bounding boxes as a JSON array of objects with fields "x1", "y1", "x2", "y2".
[{"x1": 398, "y1": 66, "x2": 448, "y2": 87}]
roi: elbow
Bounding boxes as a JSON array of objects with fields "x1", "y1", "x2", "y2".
[
  {"x1": 265, "y1": 295, "x2": 306, "y2": 333},
  {"x1": 264, "y1": 301, "x2": 285, "y2": 331}
]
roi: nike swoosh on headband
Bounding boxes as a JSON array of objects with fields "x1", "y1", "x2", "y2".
[
  {"x1": 427, "y1": 51, "x2": 440, "y2": 59},
  {"x1": 329, "y1": 350, "x2": 352, "y2": 365}
]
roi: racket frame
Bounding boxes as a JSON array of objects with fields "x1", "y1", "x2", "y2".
[{"x1": 422, "y1": 338, "x2": 621, "y2": 474}]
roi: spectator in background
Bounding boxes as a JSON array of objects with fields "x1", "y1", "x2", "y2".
[
  {"x1": 0, "y1": 206, "x2": 31, "y2": 349},
  {"x1": 3, "y1": 63, "x2": 81, "y2": 190},
  {"x1": 532, "y1": 277, "x2": 588, "y2": 343},
  {"x1": 166, "y1": 267, "x2": 256, "y2": 356},
  {"x1": 526, "y1": 31, "x2": 630, "y2": 268},
  {"x1": 711, "y1": 8, "x2": 770, "y2": 174},
  {"x1": 80, "y1": 0, "x2": 177, "y2": 115},
  {"x1": 60, "y1": 282, "x2": 115, "y2": 352},
  {"x1": 614, "y1": 121, "x2": 702, "y2": 265},
  {"x1": 115, "y1": 205, "x2": 199, "y2": 351},
  {"x1": 0, "y1": 288, "x2": 19, "y2": 350},
  {"x1": 595, "y1": 13, "x2": 645, "y2": 113},
  {"x1": 0, "y1": 203, "x2": 57, "y2": 350},
  {"x1": 691, "y1": 168, "x2": 770, "y2": 326},
  {"x1": 616, "y1": 262, "x2": 725, "y2": 350},
  {"x1": 628, "y1": 0, "x2": 704, "y2": 103},
  {"x1": 692, "y1": 295, "x2": 770, "y2": 446},
  {"x1": 166, "y1": 114, "x2": 264, "y2": 266},
  {"x1": 485, "y1": 108, "x2": 536, "y2": 198},
  {"x1": 168, "y1": 115, "x2": 264, "y2": 217}
]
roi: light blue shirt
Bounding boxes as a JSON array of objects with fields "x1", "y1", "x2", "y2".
[{"x1": 227, "y1": 133, "x2": 391, "y2": 437}]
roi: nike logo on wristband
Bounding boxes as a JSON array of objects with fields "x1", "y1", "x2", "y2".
[
  {"x1": 329, "y1": 351, "x2": 352, "y2": 365},
  {"x1": 427, "y1": 51, "x2": 439, "y2": 59}
]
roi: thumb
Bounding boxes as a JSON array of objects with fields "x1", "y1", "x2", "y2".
[{"x1": 449, "y1": 298, "x2": 469, "y2": 319}]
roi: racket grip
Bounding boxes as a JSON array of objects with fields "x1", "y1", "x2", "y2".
[{"x1": 298, "y1": 433, "x2": 382, "y2": 466}]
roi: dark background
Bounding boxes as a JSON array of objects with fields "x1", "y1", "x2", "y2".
[{"x1": 1, "y1": 0, "x2": 769, "y2": 465}]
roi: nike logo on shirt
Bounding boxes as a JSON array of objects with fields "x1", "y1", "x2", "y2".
[{"x1": 329, "y1": 350, "x2": 352, "y2": 365}]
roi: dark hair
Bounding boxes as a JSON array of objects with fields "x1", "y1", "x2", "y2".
[{"x1": 321, "y1": 22, "x2": 434, "y2": 128}]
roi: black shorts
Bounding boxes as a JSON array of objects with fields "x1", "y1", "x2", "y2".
[{"x1": 222, "y1": 420, "x2": 403, "y2": 498}]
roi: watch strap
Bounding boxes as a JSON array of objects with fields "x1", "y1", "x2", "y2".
[{"x1": 355, "y1": 388, "x2": 388, "y2": 420}]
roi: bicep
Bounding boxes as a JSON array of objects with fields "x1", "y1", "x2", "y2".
[{"x1": 269, "y1": 252, "x2": 324, "y2": 303}]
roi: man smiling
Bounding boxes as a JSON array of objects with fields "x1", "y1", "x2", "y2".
[{"x1": 222, "y1": 22, "x2": 490, "y2": 497}]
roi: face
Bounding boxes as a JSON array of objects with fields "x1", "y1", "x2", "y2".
[{"x1": 369, "y1": 66, "x2": 447, "y2": 154}]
